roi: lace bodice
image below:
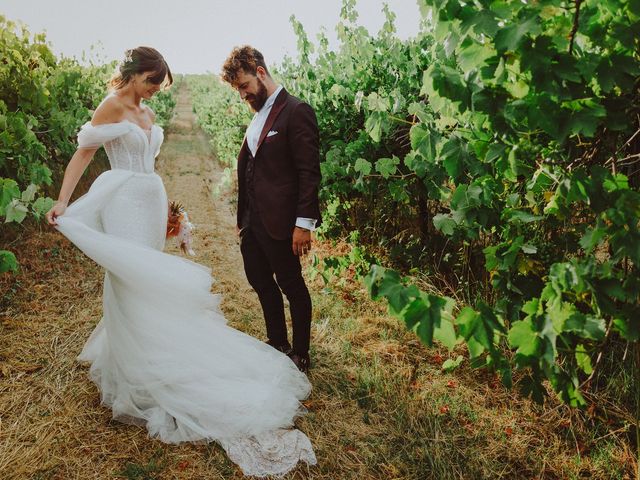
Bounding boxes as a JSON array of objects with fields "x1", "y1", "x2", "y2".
[{"x1": 77, "y1": 120, "x2": 164, "y2": 173}]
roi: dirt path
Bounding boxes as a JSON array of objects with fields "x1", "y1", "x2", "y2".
[{"x1": 159, "y1": 81, "x2": 263, "y2": 333}]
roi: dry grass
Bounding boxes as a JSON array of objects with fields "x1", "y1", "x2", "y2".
[{"x1": 0, "y1": 82, "x2": 635, "y2": 480}]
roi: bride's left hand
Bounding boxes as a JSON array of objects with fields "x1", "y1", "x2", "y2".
[{"x1": 46, "y1": 202, "x2": 67, "y2": 226}]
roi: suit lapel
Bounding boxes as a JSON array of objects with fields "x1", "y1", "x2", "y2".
[
  {"x1": 237, "y1": 139, "x2": 249, "y2": 178},
  {"x1": 256, "y1": 88, "x2": 288, "y2": 154}
]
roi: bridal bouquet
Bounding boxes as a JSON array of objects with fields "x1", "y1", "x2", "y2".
[{"x1": 166, "y1": 201, "x2": 195, "y2": 256}]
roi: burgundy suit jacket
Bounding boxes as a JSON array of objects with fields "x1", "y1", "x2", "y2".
[{"x1": 237, "y1": 89, "x2": 322, "y2": 240}]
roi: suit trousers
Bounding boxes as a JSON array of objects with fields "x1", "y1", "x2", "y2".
[{"x1": 240, "y1": 214, "x2": 312, "y2": 356}]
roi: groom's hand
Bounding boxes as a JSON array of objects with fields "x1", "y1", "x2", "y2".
[{"x1": 292, "y1": 227, "x2": 312, "y2": 256}]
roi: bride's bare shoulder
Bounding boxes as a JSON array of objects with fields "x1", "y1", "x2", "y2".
[{"x1": 91, "y1": 94, "x2": 125, "y2": 126}]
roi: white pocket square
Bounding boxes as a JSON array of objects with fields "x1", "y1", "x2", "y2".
[{"x1": 266, "y1": 130, "x2": 278, "y2": 137}]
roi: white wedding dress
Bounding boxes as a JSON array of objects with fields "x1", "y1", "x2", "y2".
[{"x1": 55, "y1": 119, "x2": 317, "y2": 477}]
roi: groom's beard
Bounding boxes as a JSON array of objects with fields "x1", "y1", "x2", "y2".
[{"x1": 245, "y1": 79, "x2": 268, "y2": 112}]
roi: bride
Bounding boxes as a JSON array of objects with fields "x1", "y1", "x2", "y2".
[{"x1": 45, "y1": 46, "x2": 316, "y2": 477}]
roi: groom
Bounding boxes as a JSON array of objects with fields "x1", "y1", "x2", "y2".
[{"x1": 222, "y1": 46, "x2": 321, "y2": 373}]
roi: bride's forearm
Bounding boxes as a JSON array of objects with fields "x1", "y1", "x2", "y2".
[{"x1": 56, "y1": 147, "x2": 98, "y2": 205}]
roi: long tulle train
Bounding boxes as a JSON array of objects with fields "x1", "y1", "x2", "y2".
[{"x1": 55, "y1": 169, "x2": 316, "y2": 476}]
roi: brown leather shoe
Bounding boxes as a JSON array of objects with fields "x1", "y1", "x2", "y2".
[{"x1": 288, "y1": 352, "x2": 311, "y2": 373}]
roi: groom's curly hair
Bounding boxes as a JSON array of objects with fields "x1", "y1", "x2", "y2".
[{"x1": 221, "y1": 46, "x2": 271, "y2": 85}]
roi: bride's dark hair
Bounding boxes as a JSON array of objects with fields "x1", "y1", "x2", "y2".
[{"x1": 109, "y1": 46, "x2": 173, "y2": 90}]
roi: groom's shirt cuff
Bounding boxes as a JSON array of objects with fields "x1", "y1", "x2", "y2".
[{"x1": 295, "y1": 217, "x2": 317, "y2": 231}]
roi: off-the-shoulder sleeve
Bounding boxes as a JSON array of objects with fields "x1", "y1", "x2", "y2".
[
  {"x1": 154, "y1": 128, "x2": 164, "y2": 158},
  {"x1": 77, "y1": 121, "x2": 133, "y2": 148}
]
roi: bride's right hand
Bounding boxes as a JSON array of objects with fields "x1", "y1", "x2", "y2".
[{"x1": 46, "y1": 201, "x2": 67, "y2": 226}]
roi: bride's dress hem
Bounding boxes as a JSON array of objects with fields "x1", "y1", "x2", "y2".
[{"x1": 54, "y1": 120, "x2": 317, "y2": 477}]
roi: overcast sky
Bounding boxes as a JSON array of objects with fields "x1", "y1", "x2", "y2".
[{"x1": 2, "y1": 0, "x2": 422, "y2": 74}]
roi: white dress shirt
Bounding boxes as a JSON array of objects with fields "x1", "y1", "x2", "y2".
[
  {"x1": 246, "y1": 85, "x2": 283, "y2": 157},
  {"x1": 245, "y1": 85, "x2": 317, "y2": 231}
]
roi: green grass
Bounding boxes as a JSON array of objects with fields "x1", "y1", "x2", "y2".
[{"x1": 116, "y1": 449, "x2": 166, "y2": 480}]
